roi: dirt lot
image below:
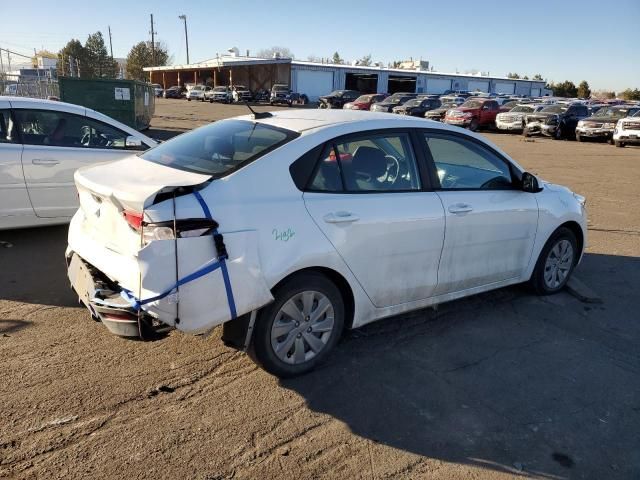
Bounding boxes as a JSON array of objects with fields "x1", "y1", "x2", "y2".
[{"x1": 1, "y1": 99, "x2": 639, "y2": 479}]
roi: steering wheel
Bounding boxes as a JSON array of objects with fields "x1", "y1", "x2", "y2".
[
  {"x1": 480, "y1": 176, "x2": 511, "y2": 189},
  {"x1": 381, "y1": 155, "x2": 400, "y2": 183}
]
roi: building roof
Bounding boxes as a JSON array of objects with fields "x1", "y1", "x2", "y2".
[{"x1": 144, "y1": 55, "x2": 291, "y2": 72}]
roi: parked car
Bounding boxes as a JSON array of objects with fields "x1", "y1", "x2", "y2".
[
  {"x1": 186, "y1": 85, "x2": 212, "y2": 101},
  {"x1": 575, "y1": 105, "x2": 640, "y2": 143},
  {"x1": 270, "y1": 84, "x2": 308, "y2": 107},
  {"x1": 495, "y1": 104, "x2": 544, "y2": 133},
  {"x1": 232, "y1": 85, "x2": 253, "y2": 103},
  {"x1": 392, "y1": 97, "x2": 441, "y2": 116},
  {"x1": 164, "y1": 86, "x2": 185, "y2": 99},
  {"x1": 370, "y1": 93, "x2": 418, "y2": 113},
  {"x1": 0, "y1": 96, "x2": 156, "y2": 230},
  {"x1": 439, "y1": 95, "x2": 466, "y2": 106},
  {"x1": 206, "y1": 86, "x2": 233, "y2": 103},
  {"x1": 524, "y1": 103, "x2": 590, "y2": 139},
  {"x1": 66, "y1": 109, "x2": 586, "y2": 377},
  {"x1": 444, "y1": 98, "x2": 500, "y2": 131},
  {"x1": 424, "y1": 102, "x2": 458, "y2": 122},
  {"x1": 318, "y1": 90, "x2": 361, "y2": 109},
  {"x1": 613, "y1": 110, "x2": 640, "y2": 147},
  {"x1": 151, "y1": 84, "x2": 164, "y2": 98},
  {"x1": 253, "y1": 89, "x2": 271, "y2": 103},
  {"x1": 343, "y1": 94, "x2": 387, "y2": 110}
]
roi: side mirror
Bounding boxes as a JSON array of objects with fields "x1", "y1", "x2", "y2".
[
  {"x1": 522, "y1": 172, "x2": 542, "y2": 193},
  {"x1": 126, "y1": 136, "x2": 143, "y2": 150}
]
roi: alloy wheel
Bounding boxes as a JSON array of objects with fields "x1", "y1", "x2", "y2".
[
  {"x1": 270, "y1": 290, "x2": 335, "y2": 365},
  {"x1": 543, "y1": 239, "x2": 574, "y2": 289}
]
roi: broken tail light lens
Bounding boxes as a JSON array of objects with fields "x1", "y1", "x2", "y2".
[{"x1": 123, "y1": 211, "x2": 144, "y2": 231}]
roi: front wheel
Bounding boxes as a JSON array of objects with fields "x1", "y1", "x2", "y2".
[
  {"x1": 250, "y1": 272, "x2": 345, "y2": 377},
  {"x1": 553, "y1": 124, "x2": 563, "y2": 140},
  {"x1": 529, "y1": 227, "x2": 578, "y2": 295},
  {"x1": 468, "y1": 118, "x2": 479, "y2": 131},
  {"x1": 615, "y1": 140, "x2": 624, "y2": 148}
]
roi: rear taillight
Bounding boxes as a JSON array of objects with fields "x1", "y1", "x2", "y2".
[{"x1": 123, "y1": 211, "x2": 144, "y2": 231}]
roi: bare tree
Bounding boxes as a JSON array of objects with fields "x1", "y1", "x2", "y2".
[{"x1": 256, "y1": 46, "x2": 294, "y2": 59}]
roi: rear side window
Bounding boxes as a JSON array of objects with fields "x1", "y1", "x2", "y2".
[
  {"x1": 142, "y1": 119, "x2": 298, "y2": 176},
  {"x1": 0, "y1": 110, "x2": 17, "y2": 143},
  {"x1": 308, "y1": 132, "x2": 421, "y2": 192}
]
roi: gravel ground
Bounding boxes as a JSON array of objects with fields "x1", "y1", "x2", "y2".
[{"x1": 1, "y1": 99, "x2": 639, "y2": 479}]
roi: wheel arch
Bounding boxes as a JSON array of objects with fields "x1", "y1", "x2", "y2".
[
  {"x1": 271, "y1": 267, "x2": 356, "y2": 330},
  {"x1": 558, "y1": 220, "x2": 585, "y2": 259}
]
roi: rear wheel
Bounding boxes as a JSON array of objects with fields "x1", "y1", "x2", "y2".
[
  {"x1": 250, "y1": 272, "x2": 345, "y2": 377},
  {"x1": 529, "y1": 227, "x2": 578, "y2": 295}
]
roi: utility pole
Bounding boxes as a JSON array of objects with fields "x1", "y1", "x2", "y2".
[
  {"x1": 108, "y1": 26, "x2": 114, "y2": 59},
  {"x1": 0, "y1": 48, "x2": 4, "y2": 74},
  {"x1": 178, "y1": 14, "x2": 189, "y2": 64},
  {"x1": 149, "y1": 14, "x2": 156, "y2": 67}
]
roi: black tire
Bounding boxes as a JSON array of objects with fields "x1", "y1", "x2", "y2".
[
  {"x1": 529, "y1": 227, "x2": 578, "y2": 295},
  {"x1": 615, "y1": 141, "x2": 624, "y2": 148},
  {"x1": 250, "y1": 272, "x2": 345, "y2": 378},
  {"x1": 187, "y1": 98, "x2": 191, "y2": 102},
  {"x1": 607, "y1": 138, "x2": 614, "y2": 145},
  {"x1": 209, "y1": 98, "x2": 213, "y2": 103},
  {"x1": 468, "y1": 118, "x2": 479, "y2": 131}
]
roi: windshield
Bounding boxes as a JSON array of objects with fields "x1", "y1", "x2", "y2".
[
  {"x1": 404, "y1": 99, "x2": 422, "y2": 107},
  {"x1": 235, "y1": 86, "x2": 248, "y2": 91},
  {"x1": 213, "y1": 87, "x2": 227, "y2": 92},
  {"x1": 192, "y1": 86, "x2": 204, "y2": 91},
  {"x1": 460, "y1": 100, "x2": 483, "y2": 109},
  {"x1": 595, "y1": 107, "x2": 634, "y2": 118},
  {"x1": 273, "y1": 85, "x2": 289, "y2": 91},
  {"x1": 541, "y1": 105, "x2": 567, "y2": 114},
  {"x1": 510, "y1": 105, "x2": 534, "y2": 113},
  {"x1": 142, "y1": 120, "x2": 298, "y2": 176},
  {"x1": 355, "y1": 95, "x2": 373, "y2": 103}
]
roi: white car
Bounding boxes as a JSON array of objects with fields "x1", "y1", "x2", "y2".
[
  {"x1": 0, "y1": 96, "x2": 157, "y2": 229},
  {"x1": 186, "y1": 85, "x2": 211, "y2": 101},
  {"x1": 613, "y1": 110, "x2": 640, "y2": 147},
  {"x1": 66, "y1": 110, "x2": 587, "y2": 377},
  {"x1": 496, "y1": 104, "x2": 544, "y2": 132}
]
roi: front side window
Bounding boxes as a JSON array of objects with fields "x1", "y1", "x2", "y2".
[
  {"x1": 13, "y1": 109, "x2": 133, "y2": 150},
  {"x1": 309, "y1": 132, "x2": 421, "y2": 192},
  {"x1": 0, "y1": 110, "x2": 17, "y2": 144},
  {"x1": 424, "y1": 133, "x2": 514, "y2": 190},
  {"x1": 142, "y1": 119, "x2": 298, "y2": 176}
]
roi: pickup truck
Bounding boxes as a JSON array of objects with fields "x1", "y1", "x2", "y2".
[{"x1": 444, "y1": 98, "x2": 500, "y2": 131}]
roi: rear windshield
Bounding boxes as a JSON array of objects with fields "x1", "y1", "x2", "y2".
[
  {"x1": 510, "y1": 105, "x2": 534, "y2": 113},
  {"x1": 142, "y1": 119, "x2": 298, "y2": 176}
]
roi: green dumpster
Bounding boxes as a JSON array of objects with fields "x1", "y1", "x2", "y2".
[{"x1": 58, "y1": 77, "x2": 155, "y2": 130}]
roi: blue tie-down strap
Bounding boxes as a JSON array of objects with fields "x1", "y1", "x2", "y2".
[
  {"x1": 193, "y1": 190, "x2": 237, "y2": 319},
  {"x1": 102, "y1": 190, "x2": 238, "y2": 320}
]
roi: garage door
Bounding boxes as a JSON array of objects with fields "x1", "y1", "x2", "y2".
[
  {"x1": 426, "y1": 78, "x2": 451, "y2": 94},
  {"x1": 468, "y1": 80, "x2": 489, "y2": 92},
  {"x1": 295, "y1": 70, "x2": 334, "y2": 101},
  {"x1": 531, "y1": 88, "x2": 541, "y2": 97},
  {"x1": 495, "y1": 82, "x2": 515, "y2": 94}
]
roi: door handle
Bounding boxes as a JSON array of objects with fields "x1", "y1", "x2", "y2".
[
  {"x1": 448, "y1": 203, "x2": 473, "y2": 214},
  {"x1": 323, "y1": 211, "x2": 360, "y2": 224},
  {"x1": 32, "y1": 159, "x2": 60, "y2": 166}
]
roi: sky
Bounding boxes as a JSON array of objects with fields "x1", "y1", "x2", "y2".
[{"x1": 3, "y1": 0, "x2": 639, "y2": 91}]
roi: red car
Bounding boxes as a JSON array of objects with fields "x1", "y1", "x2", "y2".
[
  {"x1": 444, "y1": 98, "x2": 500, "y2": 131},
  {"x1": 343, "y1": 93, "x2": 388, "y2": 111}
]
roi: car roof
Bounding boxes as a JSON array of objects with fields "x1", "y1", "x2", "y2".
[
  {"x1": 243, "y1": 109, "x2": 461, "y2": 134},
  {"x1": 0, "y1": 95, "x2": 86, "y2": 114}
]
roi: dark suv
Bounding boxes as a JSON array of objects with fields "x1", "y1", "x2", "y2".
[
  {"x1": 524, "y1": 103, "x2": 590, "y2": 139},
  {"x1": 393, "y1": 97, "x2": 441, "y2": 116},
  {"x1": 370, "y1": 93, "x2": 418, "y2": 113},
  {"x1": 318, "y1": 90, "x2": 361, "y2": 109}
]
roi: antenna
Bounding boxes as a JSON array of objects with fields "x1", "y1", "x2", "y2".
[{"x1": 242, "y1": 101, "x2": 272, "y2": 119}]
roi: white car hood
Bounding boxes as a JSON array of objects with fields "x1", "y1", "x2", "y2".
[{"x1": 74, "y1": 155, "x2": 211, "y2": 212}]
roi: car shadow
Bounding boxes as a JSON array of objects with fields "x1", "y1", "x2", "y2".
[
  {"x1": 279, "y1": 253, "x2": 640, "y2": 479},
  {"x1": 0, "y1": 225, "x2": 77, "y2": 307},
  {"x1": 0, "y1": 319, "x2": 31, "y2": 335}
]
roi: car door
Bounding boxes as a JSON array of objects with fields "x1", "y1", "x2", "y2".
[
  {"x1": 0, "y1": 103, "x2": 33, "y2": 221},
  {"x1": 14, "y1": 108, "x2": 148, "y2": 218},
  {"x1": 303, "y1": 130, "x2": 446, "y2": 307},
  {"x1": 419, "y1": 130, "x2": 538, "y2": 295}
]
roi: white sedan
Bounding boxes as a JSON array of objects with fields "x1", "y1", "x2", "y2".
[
  {"x1": 66, "y1": 110, "x2": 587, "y2": 377},
  {"x1": 0, "y1": 96, "x2": 157, "y2": 229}
]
